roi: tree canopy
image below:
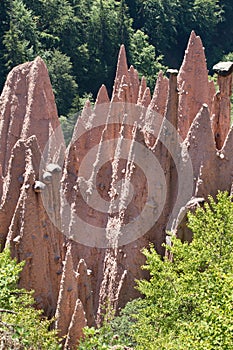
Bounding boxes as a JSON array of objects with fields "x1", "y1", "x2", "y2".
[{"x1": 0, "y1": 0, "x2": 232, "y2": 117}]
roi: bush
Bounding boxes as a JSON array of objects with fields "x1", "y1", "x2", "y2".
[
  {"x1": 78, "y1": 304, "x2": 124, "y2": 350},
  {"x1": 133, "y1": 191, "x2": 233, "y2": 349},
  {"x1": 0, "y1": 248, "x2": 61, "y2": 349},
  {"x1": 77, "y1": 191, "x2": 233, "y2": 349}
]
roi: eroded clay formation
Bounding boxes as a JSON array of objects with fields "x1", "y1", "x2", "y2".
[{"x1": 0, "y1": 31, "x2": 232, "y2": 348}]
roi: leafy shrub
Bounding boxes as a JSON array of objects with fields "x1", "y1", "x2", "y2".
[
  {"x1": 133, "y1": 191, "x2": 233, "y2": 349},
  {"x1": 78, "y1": 304, "x2": 125, "y2": 350},
  {"x1": 0, "y1": 248, "x2": 61, "y2": 349},
  {"x1": 78, "y1": 298, "x2": 142, "y2": 349},
  {"x1": 78, "y1": 191, "x2": 233, "y2": 349},
  {"x1": 110, "y1": 298, "x2": 142, "y2": 348}
]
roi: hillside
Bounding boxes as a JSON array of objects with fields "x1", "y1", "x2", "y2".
[{"x1": 0, "y1": 28, "x2": 233, "y2": 347}]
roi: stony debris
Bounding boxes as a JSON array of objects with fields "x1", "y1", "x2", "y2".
[{"x1": 33, "y1": 180, "x2": 46, "y2": 192}]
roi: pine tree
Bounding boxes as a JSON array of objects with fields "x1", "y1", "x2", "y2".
[
  {"x1": 41, "y1": 49, "x2": 78, "y2": 116},
  {"x1": 0, "y1": 0, "x2": 10, "y2": 92},
  {"x1": 3, "y1": 0, "x2": 40, "y2": 69}
]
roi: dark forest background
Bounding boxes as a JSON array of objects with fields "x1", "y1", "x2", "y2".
[{"x1": 0, "y1": 0, "x2": 233, "y2": 118}]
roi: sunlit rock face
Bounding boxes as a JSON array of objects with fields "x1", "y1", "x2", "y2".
[{"x1": 0, "y1": 31, "x2": 233, "y2": 348}]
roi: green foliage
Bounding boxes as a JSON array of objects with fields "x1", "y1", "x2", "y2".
[
  {"x1": 110, "y1": 299, "x2": 142, "y2": 348},
  {"x1": 38, "y1": 0, "x2": 80, "y2": 55},
  {"x1": 0, "y1": 248, "x2": 61, "y2": 349},
  {"x1": 216, "y1": 0, "x2": 233, "y2": 56},
  {"x1": 3, "y1": 0, "x2": 39, "y2": 69},
  {"x1": 77, "y1": 298, "x2": 141, "y2": 349},
  {"x1": 60, "y1": 93, "x2": 94, "y2": 145},
  {"x1": 77, "y1": 192, "x2": 233, "y2": 349},
  {"x1": 41, "y1": 49, "x2": 78, "y2": 116},
  {"x1": 0, "y1": 0, "x2": 233, "y2": 120},
  {"x1": 78, "y1": 305, "x2": 123, "y2": 350},
  {"x1": 78, "y1": 325, "x2": 119, "y2": 349},
  {"x1": 222, "y1": 51, "x2": 233, "y2": 61},
  {"x1": 1, "y1": 0, "x2": 164, "y2": 115},
  {"x1": 79, "y1": 0, "x2": 133, "y2": 95},
  {"x1": 0, "y1": 248, "x2": 25, "y2": 310},
  {"x1": 0, "y1": 0, "x2": 10, "y2": 91},
  {"x1": 129, "y1": 29, "x2": 166, "y2": 90},
  {"x1": 138, "y1": 0, "x2": 223, "y2": 67},
  {"x1": 77, "y1": 299, "x2": 139, "y2": 349},
  {"x1": 132, "y1": 191, "x2": 233, "y2": 349}
]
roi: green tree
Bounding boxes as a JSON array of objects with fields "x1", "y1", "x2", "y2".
[
  {"x1": 138, "y1": 0, "x2": 222, "y2": 68},
  {"x1": 0, "y1": 0, "x2": 10, "y2": 92},
  {"x1": 81, "y1": 0, "x2": 133, "y2": 96},
  {"x1": 78, "y1": 192, "x2": 233, "y2": 349},
  {"x1": 28, "y1": 0, "x2": 75, "y2": 50},
  {"x1": 129, "y1": 29, "x2": 166, "y2": 91},
  {"x1": 3, "y1": 0, "x2": 39, "y2": 70},
  {"x1": 78, "y1": 303, "x2": 126, "y2": 350},
  {"x1": 125, "y1": 0, "x2": 144, "y2": 29},
  {"x1": 41, "y1": 49, "x2": 78, "y2": 116},
  {"x1": 0, "y1": 0, "x2": 230, "y2": 119},
  {"x1": 216, "y1": 0, "x2": 233, "y2": 57},
  {"x1": 34, "y1": 0, "x2": 92, "y2": 98},
  {"x1": 133, "y1": 191, "x2": 233, "y2": 349},
  {"x1": 139, "y1": 0, "x2": 178, "y2": 60},
  {"x1": 0, "y1": 248, "x2": 60, "y2": 349}
]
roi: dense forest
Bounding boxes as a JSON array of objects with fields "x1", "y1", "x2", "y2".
[{"x1": 0, "y1": 0, "x2": 233, "y2": 118}]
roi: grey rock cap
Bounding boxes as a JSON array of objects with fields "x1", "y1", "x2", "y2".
[{"x1": 213, "y1": 61, "x2": 233, "y2": 76}]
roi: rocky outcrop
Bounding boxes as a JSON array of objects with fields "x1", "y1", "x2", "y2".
[
  {"x1": 4, "y1": 136, "x2": 64, "y2": 317},
  {"x1": 177, "y1": 31, "x2": 215, "y2": 139},
  {"x1": 0, "y1": 137, "x2": 41, "y2": 248},
  {"x1": 60, "y1": 47, "x2": 185, "y2": 329},
  {"x1": 1, "y1": 32, "x2": 233, "y2": 350},
  {"x1": 0, "y1": 56, "x2": 62, "y2": 198},
  {"x1": 76, "y1": 258, "x2": 95, "y2": 326},
  {"x1": 184, "y1": 104, "x2": 217, "y2": 197},
  {"x1": 95, "y1": 84, "x2": 110, "y2": 105},
  {"x1": 55, "y1": 245, "x2": 87, "y2": 349},
  {"x1": 211, "y1": 61, "x2": 233, "y2": 149},
  {"x1": 0, "y1": 57, "x2": 65, "y2": 318},
  {"x1": 64, "y1": 298, "x2": 86, "y2": 349},
  {"x1": 150, "y1": 70, "x2": 169, "y2": 116},
  {"x1": 154, "y1": 69, "x2": 180, "y2": 230},
  {"x1": 55, "y1": 246, "x2": 80, "y2": 338}
]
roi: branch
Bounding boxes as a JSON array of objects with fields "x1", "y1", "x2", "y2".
[
  {"x1": 0, "y1": 309, "x2": 17, "y2": 314},
  {"x1": 0, "y1": 320, "x2": 14, "y2": 329}
]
